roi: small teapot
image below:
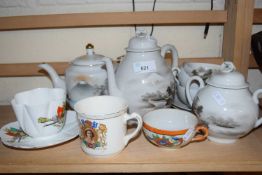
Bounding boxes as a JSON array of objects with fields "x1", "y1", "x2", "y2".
[
  {"x1": 185, "y1": 61, "x2": 262, "y2": 144},
  {"x1": 39, "y1": 44, "x2": 115, "y2": 108}
]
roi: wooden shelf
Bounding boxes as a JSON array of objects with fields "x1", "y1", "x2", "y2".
[
  {"x1": 0, "y1": 8, "x2": 260, "y2": 31},
  {"x1": 0, "y1": 57, "x2": 224, "y2": 77},
  {"x1": 0, "y1": 11, "x2": 227, "y2": 31},
  {"x1": 0, "y1": 106, "x2": 262, "y2": 173},
  {"x1": 0, "y1": 56, "x2": 258, "y2": 77},
  {"x1": 0, "y1": 1, "x2": 259, "y2": 74},
  {"x1": 0, "y1": 1, "x2": 260, "y2": 173}
]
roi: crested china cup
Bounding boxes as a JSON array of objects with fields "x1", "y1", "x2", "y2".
[
  {"x1": 74, "y1": 96, "x2": 142, "y2": 156},
  {"x1": 143, "y1": 108, "x2": 208, "y2": 148},
  {"x1": 186, "y1": 61, "x2": 262, "y2": 144},
  {"x1": 11, "y1": 88, "x2": 66, "y2": 138}
]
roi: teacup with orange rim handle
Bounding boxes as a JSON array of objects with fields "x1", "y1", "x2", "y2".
[{"x1": 142, "y1": 108, "x2": 208, "y2": 148}]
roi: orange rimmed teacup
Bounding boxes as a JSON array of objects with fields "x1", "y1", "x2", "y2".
[{"x1": 142, "y1": 108, "x2": 208, "y2": 148}]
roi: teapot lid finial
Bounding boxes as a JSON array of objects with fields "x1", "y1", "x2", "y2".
[
  {"x1": 86, "y1": 43, "x2": 94, "y2": 49},
  {"x1": 220, "y1": 61, "x2": 236, "y2": 73},
  {"x1": 126, "y1": 29, "x2": 160, "y2": 52},
  {"x1": 72, "y1": 43, "x2": 105, "y2": 66},
  {"x1": 86, "y1": 43, "x2": 94, "y2": 56},
  {"x1": 136, "y1": 29, "x2": 149, "y2": 39}
]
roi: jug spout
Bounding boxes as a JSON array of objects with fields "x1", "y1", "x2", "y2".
[
  {"x1": 38, "y1": 63, "x2": 66, "y2": 90},
  {"x1": 102, "y1": 58, "x2": 122, "y2": 97}
]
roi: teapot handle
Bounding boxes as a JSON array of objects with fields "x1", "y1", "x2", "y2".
[
  {"x1": 101, "y1": 57, "x2": 122, "y2": 97},
  {"x1": 161, "y1": 44, "x2": 179, "y2": 69},
  {"x1": 171, "y1": 67, "x2": 181, "y2": 85},
  {"x1": 185, "y1": 76, "x2": 205, "y2": 107},
  {"x1": 252, "y1": 89, "x2": 262, "y2": 128}
]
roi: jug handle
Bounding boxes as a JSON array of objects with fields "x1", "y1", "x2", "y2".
[
  {"x1": 161, "y1": 44, "x2": 179, "y2": 69},
  {"x1": 252, "y1": 89, "x2": 262, "y2": 128},
  {"x1": 185, "y1": 76, "x2": 205, "y2": 107}
]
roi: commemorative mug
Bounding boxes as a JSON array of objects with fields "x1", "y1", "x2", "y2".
[
  {"x1": 74, "y1": 95, "x2": 143, "y2": 156},
  {"x1": 11, "y1": 88, "x2": 66, "y2": 138}
]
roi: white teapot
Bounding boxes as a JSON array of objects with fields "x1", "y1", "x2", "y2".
[
  {"x1": 185, "y1": 62, "x2": 262, "y2": 144},
  {"x1": 114, "y1": 29, "x2": 179, "y2": 115},
  {"x1": 39, "y1": 44, "x2": 114, "y2": 108}
]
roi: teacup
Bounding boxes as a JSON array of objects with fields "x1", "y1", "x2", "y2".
[
  {"x1": 143, "y1": 108, "x2": 208, "y2": 148},
  {"x1": 177, "y1": 83, "x2": 199, "y2": 107},
  {"x1": 74, "y1": 95, "x2": 142, "y2": 156},
  {"x1": 11, "y1": 88, "x2": 66, "y2": 138},
  {"x1": 173, "y1": 62, "x2": 220, "y2": 87}
]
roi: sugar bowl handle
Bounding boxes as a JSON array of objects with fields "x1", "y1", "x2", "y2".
[{"x1": 253, "y1": 89, "x2": 262, "y2": 128}]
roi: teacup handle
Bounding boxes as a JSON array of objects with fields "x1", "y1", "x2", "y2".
[
  {"x1": 185, "y1": 76, "x2": 205, "y2": 107},
  {"x1": 191, "y1": 126, "x2": 209, "y2": 142},
  {"x1": 124, "y1": 113, "x2": 143, "y2": 145},
  {"x1": 252, "y1": 89, "x2": 262, "y2": 128}
]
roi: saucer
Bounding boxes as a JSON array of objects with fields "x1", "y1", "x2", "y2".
[
  {"x1": 172, "y1": 96, "x2": 192, "y2": 111},
  {"x1": 0, "y1": 110, "x2": 79, "y2": 149}
]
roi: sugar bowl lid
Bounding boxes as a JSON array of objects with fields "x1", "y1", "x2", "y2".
[
  {"x1": 73, "y1": 43, "x2": 105, "y2": 66},
  {"x1": 206, "y1": 61, "x2": 249, "y2": 89},
  {"x1": 126, "y1": 29, "x2": 160, "y2": 52}
]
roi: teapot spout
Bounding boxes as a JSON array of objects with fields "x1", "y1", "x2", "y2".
[
  {"x1": 102, "y1": 58, "x2": 122, "y2": 97},
  {"x1": 38, "y1": 63, "x2": 66, "y2": 90}
]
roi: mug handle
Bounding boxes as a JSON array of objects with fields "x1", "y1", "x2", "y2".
[
  {"x1": 252, "y1": 89, "x2": 262, "y2": 128},
  {"x1": 185, "y1": 76, "x2": 205, "y2": 107},
  {"x1": 191, "y1": 126, "x2": 209, "y2": 142},
  {"x1": 124, "y1": 113, "x2": 143, "y2": 145}
]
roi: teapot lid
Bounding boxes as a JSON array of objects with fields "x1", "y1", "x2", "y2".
[
  {"x1": 73, "y1": 43, "x2": 105, "y2": 66},
  {"x1": 206, "y1": 61, "x2": 249, "y2": 89},
  {"x1": 126, "y1": 29, "x2": 160, "y2": 52}
]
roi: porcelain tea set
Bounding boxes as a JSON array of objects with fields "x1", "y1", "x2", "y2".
[{"x1": 1, "y1": 30, "x2": 262, "y2": 156}]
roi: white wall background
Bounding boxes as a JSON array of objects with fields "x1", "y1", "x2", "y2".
[{"x1": 0, "y1": 0, "x2": 261, "y2": 104}]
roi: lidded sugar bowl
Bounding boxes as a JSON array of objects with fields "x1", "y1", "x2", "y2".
[{"x1": 186, "y1": 61, "x2": 262, "y2": 143}]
